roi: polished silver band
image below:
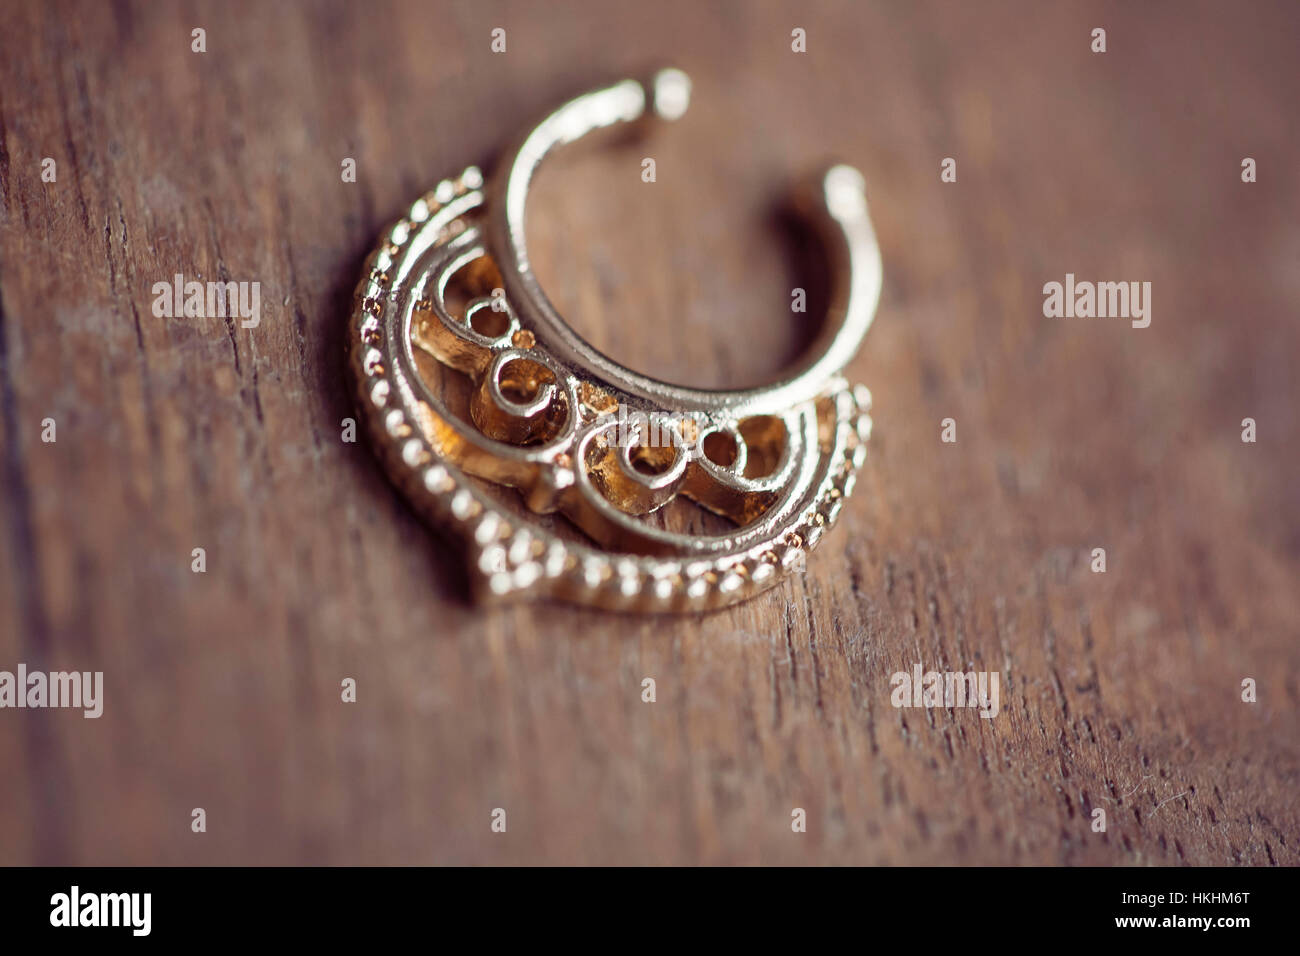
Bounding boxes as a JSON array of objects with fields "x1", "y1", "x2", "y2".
[{"x1": 485, "y1": 68, "x2": 883, "y2": 418}]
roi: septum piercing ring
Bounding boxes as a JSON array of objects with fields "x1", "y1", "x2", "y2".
[{"x1": 349, "y1": 69, "x2": 882, "y2": 612}]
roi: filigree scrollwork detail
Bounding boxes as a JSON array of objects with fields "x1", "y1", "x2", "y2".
[{"x1": 349, "y1": 70, "x2": 881, "y2": 610}]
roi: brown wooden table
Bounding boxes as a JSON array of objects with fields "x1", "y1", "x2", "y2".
[{"x1": 1, "y1": 0, "x2": 1297, "y2": 865}]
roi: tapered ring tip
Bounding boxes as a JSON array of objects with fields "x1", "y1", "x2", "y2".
[
  {"x1": 823, "y1": 164, "x2": 867, "y2": 219},
  {"x1": 650, "y1": 68, "x2": 692, "y2": 121}
]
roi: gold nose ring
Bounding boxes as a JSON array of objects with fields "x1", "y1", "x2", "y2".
[{"x1": 349, "y1": 69, "x2": 881, "y2": 612}]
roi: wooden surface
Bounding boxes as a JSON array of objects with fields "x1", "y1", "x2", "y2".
[{"x1": 1, "y1": 0, "x2": 1297, "y2": 865}]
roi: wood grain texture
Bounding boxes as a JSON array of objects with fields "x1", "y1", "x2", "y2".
[{"x1": 1, "y1": 0, "x2": 1297, "y2": 865}]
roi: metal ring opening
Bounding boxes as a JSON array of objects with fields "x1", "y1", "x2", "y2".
[{"x1": 485, "y1": 68, "x2": 883, "y2": 419}]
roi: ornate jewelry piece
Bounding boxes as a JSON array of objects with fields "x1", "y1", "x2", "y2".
[{"x1": 349, "y1": 69, "x2": 882, "y2": 611}]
